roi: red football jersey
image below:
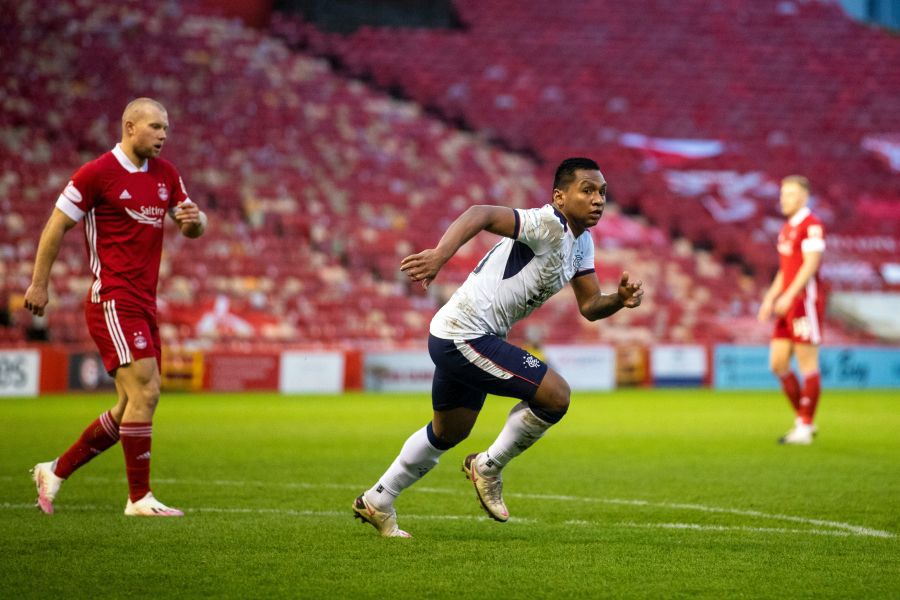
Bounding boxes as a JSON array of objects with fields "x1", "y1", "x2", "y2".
[
  {"x1": 776, "y1": 206, "x2": 825, "y2": 301},
  {"x1": 55, "y1": 144, "x2": 191, "y2": 308}
]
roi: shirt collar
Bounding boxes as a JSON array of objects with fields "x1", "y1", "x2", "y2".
[
  {"x1": 112, "y1": 144, "x2": 148, "y2": 173},
  {"x1": 789, "y1": 206, "x2": 810, "y2": 227}
]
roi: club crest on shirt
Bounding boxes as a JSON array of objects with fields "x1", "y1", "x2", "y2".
[
  {"x1": 157, "y1": 183, "x2": 169, "y2": 202},
  {"x1": 573, "y1": 253, "x2": 583, "y2": 270}
]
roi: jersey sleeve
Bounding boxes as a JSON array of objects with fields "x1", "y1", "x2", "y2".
[
  {"x1": 514, "y1": 207, "x2": 565, "y2": 254},
  {"x1": 163, "y1": 163, "x2": 195, "y2": 222},
  {"x1": 800, "y1": 221, "x2": 825, "y2": 253},
  {"x1": 55, "y1": 164, "x2": 98, "y2": 222},
  {"x1": 168, "y1": 164, "x2": 193, "y2": 210},
  {"x1": 573, "y1": 235, "x2": 596, "y2": 278}
]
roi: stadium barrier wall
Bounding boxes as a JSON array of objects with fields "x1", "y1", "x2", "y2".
[
  {"x1": 3, "y1": 344, "x2": 898, "y2": 395},
  {"x1": 714, "y1": 345, "x2": 900, "y2": 389}
]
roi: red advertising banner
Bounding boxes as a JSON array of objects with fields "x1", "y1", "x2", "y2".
[{"x1": 204, "y1": 352, "x2": 280, "y2": 392}]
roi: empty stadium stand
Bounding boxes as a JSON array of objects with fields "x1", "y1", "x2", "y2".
[{"x1": 2, "y1": 0, "x2": 891, "y2": 352}]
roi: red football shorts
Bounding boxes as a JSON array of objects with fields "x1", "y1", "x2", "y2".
[
  {"x1": 773, "y1": 294, "x2": 824, "y2": 345},
  {"x1": 85, "y1": 299, "x2": 161, "y2": 373}
]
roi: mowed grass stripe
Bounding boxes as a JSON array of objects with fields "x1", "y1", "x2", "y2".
[
  {"x1": 1, "y1": 390, "x2": 897, "y2": 599},
  {"x1": 5, "y1": 473, "x2": 894, "y2": 538}
]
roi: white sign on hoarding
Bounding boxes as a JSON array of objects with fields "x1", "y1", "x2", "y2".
[
  {"x1": 279, "y1": 352, "x2": 345, "y2": 393},
  {"x1": 0, "y1": 350, "x2": 40, "y2": 397},
  {"x1": 651, "y1": 345, "x2": 707, "y2": 385},
  {"x1": 543, "y1": 345, "x2": 616, "y2": 391},
  {"x1": 364, "y1": 350, "x2": 434, "y2": 392}
]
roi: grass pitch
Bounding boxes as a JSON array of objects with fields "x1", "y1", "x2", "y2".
[{"x1": 1, "y1": 389, "x2": 897, "y2": 599}]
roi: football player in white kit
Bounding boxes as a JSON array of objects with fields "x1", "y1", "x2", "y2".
[{"x1": 353, "y1": 158, "x2": 643, "y2": 537}]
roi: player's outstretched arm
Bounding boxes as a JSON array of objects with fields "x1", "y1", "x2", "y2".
[
  {"x1": 24, "y1": 208, "x2": 77, "y2": 316},
  {"x1": 571, "y1": 271, "x2": 643, "y2": 321},
  {"x1": 400, "y1": 205, "x2": 516, "y2": 289},
  {"x1": 171, "y1": 199, "x2": 208, "y2": 239}
]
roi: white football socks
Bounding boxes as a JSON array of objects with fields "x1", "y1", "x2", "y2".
[
  {"x1": 365, "y1": 425, "x2": 446, "y2": 511},
  {"x1": 477, "y1": 401, "x2": 554, "y2": 477}
]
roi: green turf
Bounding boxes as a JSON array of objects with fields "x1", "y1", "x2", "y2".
[{"x1": 1, "y1": 389, "x2": 897, "y2": 599}]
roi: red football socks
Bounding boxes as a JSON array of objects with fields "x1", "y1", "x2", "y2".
[
  {"x1": 53, "y1": 411, "x2": 120, "y2": 479},
  {"x1": 798, "y1": 372, "x2": 821, "y2": 425},
  {"x1": 120, "y1": 422, "x2": 153, "y2": 502},
  {"x1": 778, "y1": 372, "x2": 802, "y2": 415}
]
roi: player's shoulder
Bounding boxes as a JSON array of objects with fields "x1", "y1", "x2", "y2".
[
  {"x1": 150, "y1": 156, "x2": 181, "y2": 177},
  {"x1": 803, "y1": 211, "x2": 823, "y2": 226},
  {"x1": 801, "y1": 211, "x2": 825, "y2": 235},
  {"x1": 71, "y1": 150, "x2": 116, "y2": 183},
  {"x1": 79, "y1": 150, "x2": 116, "y2": 173},
  {"x1": 527, "y1": 204, "x2": 568, "y2": 232}
]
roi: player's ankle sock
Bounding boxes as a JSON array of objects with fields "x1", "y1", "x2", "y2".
[
  {"x1": 478, "y1": 402, "x2": 556, "y2": 477},
  {"x1": 799, "y1": 372, "x2": 821, "y2": 425},
  {"x1": 778, "y1": 371, "x2": 802, "y2": 415},
  {"x1": 366, "y1": 423, "x2": 453, "y2": 510},
  {"x1": 54, "y1": 411, "x2": 120, "y2": 479},
  {"x1": 120, "y1": 422, "x2": 153, "y2": 502}
]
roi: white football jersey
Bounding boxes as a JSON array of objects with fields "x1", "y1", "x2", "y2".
[{"x1": 431, "y1": 204, "x2": 596, "y2": 340}]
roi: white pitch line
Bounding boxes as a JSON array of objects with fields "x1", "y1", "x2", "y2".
[
  {"x1": 569, "y1": 520, "x2": 853, "y2": 538},
  {"x1": 0, "y1": 502, "x2": 525, "y2": 523},
  {"x1": 503, "y1": 492, "x2": 896, "y2": 539},
  {"x1": 2, "y1": 475, "x2": 893, "y2": 539},
  {"x1": 0, "y1": 502, "x2": 864, "y2": 536}
]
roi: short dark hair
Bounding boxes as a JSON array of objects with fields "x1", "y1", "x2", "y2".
[
  {"x1": 553, "y1": 157, "x2": 601, "y2": 190},
  {"x1": 782, "y1": 174, "x2": 810, "y2": 193}
]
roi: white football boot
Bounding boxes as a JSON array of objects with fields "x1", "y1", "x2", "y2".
[
  {"x1": 31, "y1": 460, "x2": 64, "y2": 515},
  {"x1": 779, "y1": 423, "x2": 814, "y2": 445},
  {"x1": 462, "y1": 453, "x2": 509, "y2": 522},
  {"x1": 124, "y1": 492, "x2": 184, "y2": 517},
  {"x1": 352, "y1": 494, "x2": 411, "y2": 538}
]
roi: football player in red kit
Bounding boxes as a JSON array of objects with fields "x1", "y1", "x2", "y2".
[
  {"x1": 758, "y1": 176, "x2": 825, "y2": 445},
  {"x1": 25, "y1": 98, "x2": 208, "y2": 515}
]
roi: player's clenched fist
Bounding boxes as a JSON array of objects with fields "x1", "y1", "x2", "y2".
[{"x1": 24, "y1": 284, "x2": 49, "y2": 316}]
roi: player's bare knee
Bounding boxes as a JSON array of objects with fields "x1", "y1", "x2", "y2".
[
  {"x1": 770, "y1": 360, "x2": 790, "y2": 376},
  {"x1": 548, "y1": 384, "x2": 571, "y2": 416},
  {"x1": 545, "y1": 379, "x2": 572, "y2": 414},
  {"x1": 426, "y1": 420, "x2": 465, "y2": 450}
]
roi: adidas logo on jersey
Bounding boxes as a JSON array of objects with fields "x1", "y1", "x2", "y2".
[{"x1": 119, "y1": 189, "x2": 132, "y2": 200}]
